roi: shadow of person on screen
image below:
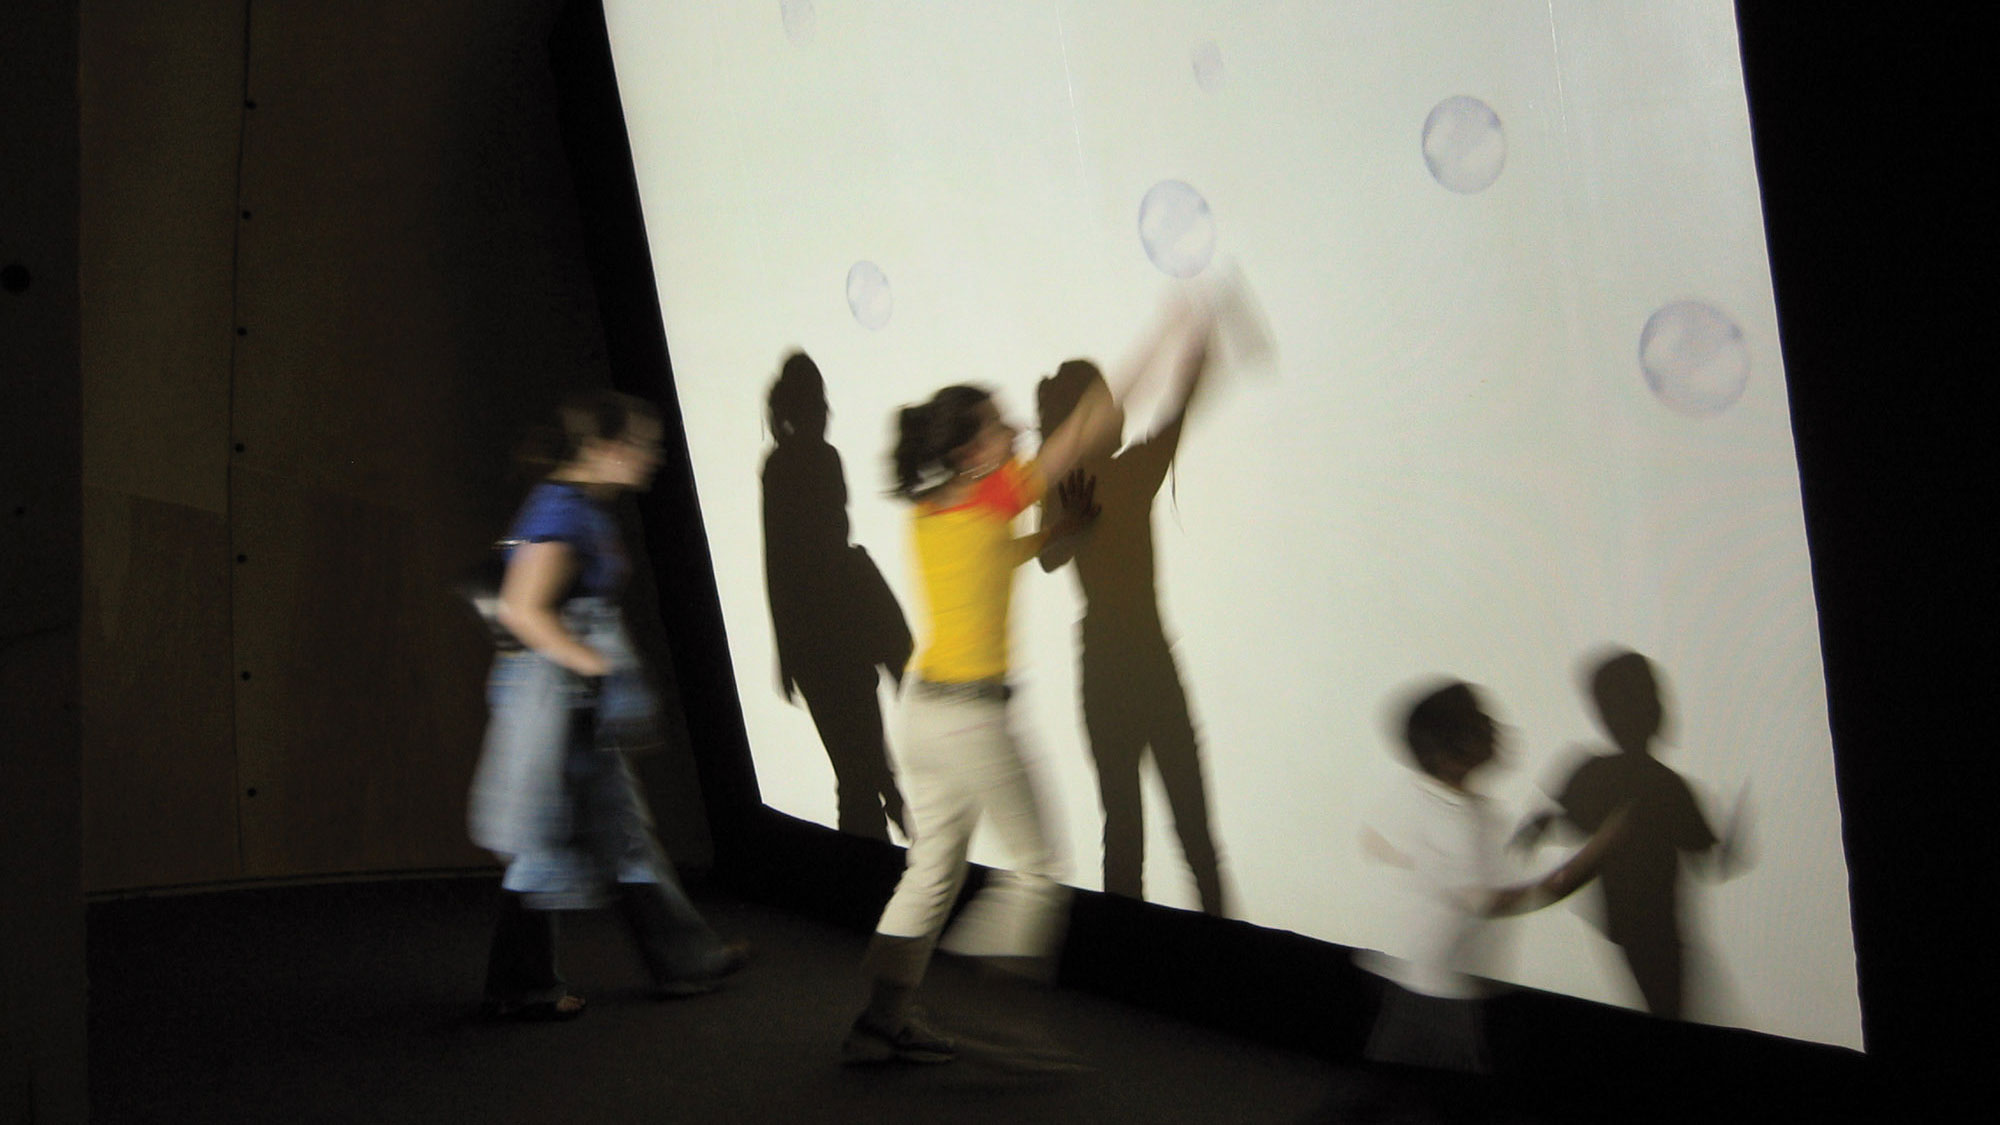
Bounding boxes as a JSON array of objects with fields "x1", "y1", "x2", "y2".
[
  {"x1": 1034, "y1": 359, "x2": 1229, "y2": 915},
  {"x1": 1513, "y1": 648, "x2": 1750, "y2": 1020},
  {"x1": 761, "y1": 352, "x2": 910, "y2": 841}
]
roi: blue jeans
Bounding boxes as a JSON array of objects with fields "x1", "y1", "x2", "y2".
[
  {"x1": 468, "y1": 600, "x2": 666, "y2": 907},
  {"x1": 468, "y1": 600, "x2": 728, "y2": 998}
]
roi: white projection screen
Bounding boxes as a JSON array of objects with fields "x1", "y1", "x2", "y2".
[{"x1": 602, "y1": 1, "x2": 1859, "y2": 1049}]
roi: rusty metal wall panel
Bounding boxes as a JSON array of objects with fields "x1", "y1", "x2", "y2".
[
  {"x1": 78, "y1": 0, "x2": 246, "y2": 894},
  {"x1": 81, "y1": 489, "x2": 241, "y2": 889},
  {"x1": 230, "y1": 468, "x2": 492, "y2": 875},
  {"x1": 80, "y1": 0, "x2": 243, "y2": 517},
  {"x1": 230, "y1": 0, "x2": 604, "y2": 522},
  {"x1": 3, "y1": 0, "x2": 85, "y2": 1114},
  {"x1": 79, "y1": 0, "x2": 708, "y2": 886},
  {"x1": 225, "y1": 0, "x2": 702, "y2": 876}
]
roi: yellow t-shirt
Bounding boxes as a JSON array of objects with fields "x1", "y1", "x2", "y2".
[{"x1": 911, "y1": 459, "x2": 1047, "y2": 683}]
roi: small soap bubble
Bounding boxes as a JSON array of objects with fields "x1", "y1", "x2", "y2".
[
  {"x1": 1192, "y1": 41, "x2": 1225, "y2": 92},
  {"x1": 1138, "y1": 180, "x2": 1216, "y2": 279},
  {"x1": 847, "y1": 261, "x2": 892, "y2": 330},
  {"x1": 1422, "y1": 95, "x2": 1506, "y2": 194},
  {"x1": 1640, "y1": 300, "x2": 1749, "y2": 416},
  {"x1": 781, "y1": 0, "x2": 815, "y2": 46}
]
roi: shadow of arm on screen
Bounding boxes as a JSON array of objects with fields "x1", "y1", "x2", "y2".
[
  {"x1": 1698, "y1": 781, "x2": 1753, "y2": 880},
  {"x1": 1486, "y1": 804, "x2": 1630, "y2": 917}
]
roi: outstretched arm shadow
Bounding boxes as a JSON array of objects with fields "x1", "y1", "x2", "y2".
[{"x1": 1038, "y1": 359, "x2": 1229, "y2": 915}]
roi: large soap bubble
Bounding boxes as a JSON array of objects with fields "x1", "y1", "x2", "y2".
[
  {"x1": 1639, "y1": 300, "x2": 1749, "y2": 416},
  {"x1": 1422, "y1": 95, "x2": 1506, "y2": 194},
  {"x1": 846, "y1": 261, "x2": 892, "y2": 330},
  {"x1": 1192, "y1": 40, "x2": 1225, "y2": 92},
  {"x1": 780, "y1": 0, "x2": 815, "y2": 46},
  {"x1": 1138, "y1": 180, "x2": 1216, "y2": 278}
]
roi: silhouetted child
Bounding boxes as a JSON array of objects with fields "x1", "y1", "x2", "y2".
[
  {"x1": 1514, "y1": 649, "x2": 1746, "y2": 1020},
  {"x1": 1358, "y1": 680, "x2": 1625, "y2": 1075}
]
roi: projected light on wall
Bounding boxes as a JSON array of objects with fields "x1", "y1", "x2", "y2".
[{"x1": 603, "y1": 0, "x2": 1859, "y2": 1051}]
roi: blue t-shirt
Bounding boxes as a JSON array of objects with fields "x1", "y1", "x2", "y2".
[{"x1": 506, "y1": 481, "x2": 628, "y2": 598}]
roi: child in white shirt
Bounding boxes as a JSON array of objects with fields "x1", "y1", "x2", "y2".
[{"x1": 1359, "y1": 680, "x2": 1626, "y2": 1072}]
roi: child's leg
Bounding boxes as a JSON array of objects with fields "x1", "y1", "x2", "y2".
[{"x1": 1364, "y1": 982, "x2": 1490, "y2": 1074}]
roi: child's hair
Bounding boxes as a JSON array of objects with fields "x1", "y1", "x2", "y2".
[
  {"x1": 890, "y1": 384, "x2": 992, "y2": 500},
  {"x1": 1402, "y1": 680, "x2": 1495, "y2": 779},
  {"x1": 517, "y1": 389, "x2": 660, "y2": 475}
]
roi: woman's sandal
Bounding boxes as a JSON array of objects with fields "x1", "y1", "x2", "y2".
[{"x1": 483, "y1": 993, "x2": 587, "y2": 1022}]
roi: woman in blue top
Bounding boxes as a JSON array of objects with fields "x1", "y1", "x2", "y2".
[{"x1": 468, "y1": 390, "x2": 744, "y2": 1020}]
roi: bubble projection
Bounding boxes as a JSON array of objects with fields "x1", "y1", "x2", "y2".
[
  {"x1": 602, "y1": 0, "x2": 1859, "y2": 1051},
  {"x1": 845, "y1": 261, "x2": 892, "y2": 330},
  {"x1": 1138, "y1": 179, "x2": 1217, "y2": 278},
  {"x1": 780, "y1": 0, "x2": 815, "y2": 46},
  {"x1": 1422, "y1": 95, "x2": 1506, "y2": 194},
  {"x1": 1192, "y1": 40, "x2": 1225, "y2": 92},
  {"x1": 1640, "y1": 300, "x2": 1750, "y2": 416}
]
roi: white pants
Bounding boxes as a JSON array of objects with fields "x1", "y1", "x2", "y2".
[{"x1": 874, "y1": 688, "x2": 1070, "y2": 960}]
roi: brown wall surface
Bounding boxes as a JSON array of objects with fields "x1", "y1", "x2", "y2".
[
  {"x1": 3, "y1": 0, "x2": 87, "y2": 1116},
  {"x1": 80, "y1": 0, "x2": 708, "y2": 892},
  {"x1": 80, "y1": 0, "x2": 246, "y2": 891}
]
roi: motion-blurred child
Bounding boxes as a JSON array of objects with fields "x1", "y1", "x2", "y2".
[{"x1": 1358, "y1": 680, "x2": 1626, "y2": 1073}]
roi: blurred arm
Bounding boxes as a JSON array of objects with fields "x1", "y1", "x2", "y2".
[
  {"x1": 497, "y1": 541, "x2": 609, "y2": 677},
  {"x1": 1036, "y1": 296, "x2": 1212, "y2": 485},
  {"x1": 1484, "y1": 805, "x2": 1628, "y2": 917}
]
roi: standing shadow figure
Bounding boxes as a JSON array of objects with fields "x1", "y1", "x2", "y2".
[
  {"x1": 1036, "y1": 359, "x2": 1230, "y2": 915},
  {"x1": 761, "y1": 352, "x2": 910, "y2": 841},
  {"x1": 1516, "y1": 648, "x2": 1749, "y2": 1020}
]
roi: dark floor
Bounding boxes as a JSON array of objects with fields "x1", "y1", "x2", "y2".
[{"x1": 85, "y1": 876, "x2": 1798, "y2": 1124}]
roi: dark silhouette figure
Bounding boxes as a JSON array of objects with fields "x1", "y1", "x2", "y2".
[
  {"x1": 1036, "y1": 359, "x2": 1229, "y2": 915},
  {"x1": 1517, "y1": 648, "x2": 1747, "y2": 1020},
  {"x1": 761, "y1": 352, "x2": 910, "y2": 841}
]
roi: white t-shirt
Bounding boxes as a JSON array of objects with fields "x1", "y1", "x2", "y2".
[{"x1": 1355, "y1": 771, "x2": 1516, "y2": 998}]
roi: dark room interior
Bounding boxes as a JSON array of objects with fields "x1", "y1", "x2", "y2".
[{"x1": 2, "y1": 2, "x2": 1985, "y2": 1122}]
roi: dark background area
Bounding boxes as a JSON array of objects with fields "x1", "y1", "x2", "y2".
[{"x1": 2, "y1": 1, "x2": 1986, "y2": 1120}]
